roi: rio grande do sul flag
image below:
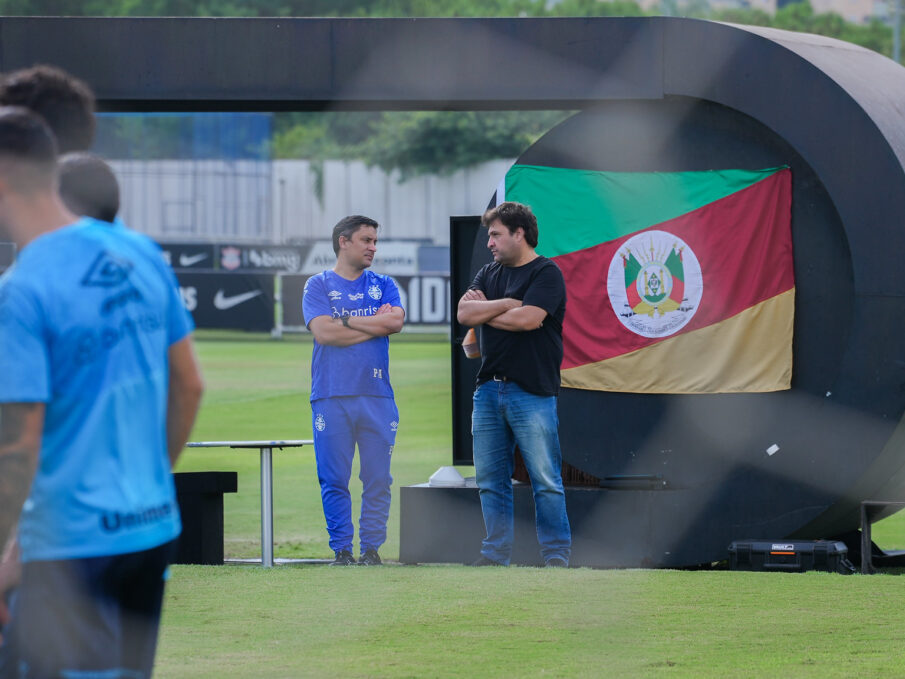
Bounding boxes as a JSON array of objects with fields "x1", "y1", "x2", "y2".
[{"x1": 500, "y1": 164, "x2": 794, "y2": 394}]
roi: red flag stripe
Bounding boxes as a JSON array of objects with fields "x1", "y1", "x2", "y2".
[{"x1": 553, "y1": 169, "x2": 793, "y2": 369}]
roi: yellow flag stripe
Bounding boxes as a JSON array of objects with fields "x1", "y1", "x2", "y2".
[{"x1": 561, "y1": 289, "x2": 795, "y2": 394}]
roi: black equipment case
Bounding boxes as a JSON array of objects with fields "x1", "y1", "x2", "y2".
[{"x1": 728, "y1": 540, "x2": 855, "y2": 574}]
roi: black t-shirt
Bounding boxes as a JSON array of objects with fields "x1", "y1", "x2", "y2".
[{"x1": 470, "y1": 256, "x2": 566, "y2": 396}]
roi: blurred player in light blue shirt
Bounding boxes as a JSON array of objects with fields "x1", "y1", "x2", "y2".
[
  {"x1": 0, "y1": 107, "x2": 203, "y2": 678},
  {"x1": 58, "y1": 151, "x2": 120, "y2": 225}
]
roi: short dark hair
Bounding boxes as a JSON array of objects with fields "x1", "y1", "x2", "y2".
[
  {"x1": 0, "y1": 65, "x2": 95, "y2": 153},
  {"x1": 59, "y1": 152, "x2": 120, "y2": 223},
  {"x1": 482, "y1": 201, "x2": 539, "y2": 248},
  {"x1": 332, "y1": 215, "x2": 379, "y2": 255},
  {"x1": 0, "y1": 106, "x2": 58, "y2": 191}
]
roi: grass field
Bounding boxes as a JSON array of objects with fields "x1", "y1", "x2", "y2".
[
  {"x1": 158, "y1": 330, "x2": 905, "y2": 678},
  {"x1": 176, "y1": 330, "x2": 457, "y2": 560}
]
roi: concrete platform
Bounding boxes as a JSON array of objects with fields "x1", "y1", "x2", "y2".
[{"x1": 400, "y1": 482, "x2": 698, "y2": 568}]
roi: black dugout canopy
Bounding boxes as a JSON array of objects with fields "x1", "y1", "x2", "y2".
[{"x1": 5, "y1": 15, "x2": 903, "y2": 293}]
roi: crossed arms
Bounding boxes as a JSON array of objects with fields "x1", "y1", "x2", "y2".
[
  {"x1": 309, "y1": 303, "x2": 405, "y2": 347},
  {"x1": 456, "y1": 289, "x2": 547, "y2": 331}
]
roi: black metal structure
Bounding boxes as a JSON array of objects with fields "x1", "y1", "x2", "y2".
[
  {"x1": 173, "y1": 471, "x2": 237, "y2": 565},
  {"x1": 449, "y1": 215, "x2": 486, "y2": 466},
  {"x1": 7, "y1": 16, "x2": 905, "y2": 566}
]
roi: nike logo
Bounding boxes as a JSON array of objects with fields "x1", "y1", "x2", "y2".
[
  {"x1": 213, "y1": 289, "x2": 263, "y2": 310},
  {"x1": 179, "y1": 253, "x2": 208, "y2": 267}
]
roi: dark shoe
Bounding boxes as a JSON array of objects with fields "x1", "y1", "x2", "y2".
[
  {"x1": 330, "y1": 549, "x2": 356, "y2": 566},
  {"x1": 545, "y1": 557, "x2": 568, "y2": 568},
  {"x1": 359, "y1": 548, "x2": 382, "y2": 566},
  {"x1": 470, "y1": 555, "x2": 505, "y2": 567}
]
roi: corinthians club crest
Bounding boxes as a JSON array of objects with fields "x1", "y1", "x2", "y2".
[{"x1": 606, "y1": 229, "x2": 703, "y2": 339}]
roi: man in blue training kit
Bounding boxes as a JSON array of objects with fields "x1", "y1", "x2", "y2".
[
  {"x1": 303, "y1": 215, "x2": 404, "y2": 566},
  {"x1": 0, "y1": 108, "x2": 204, "y2": 677}
]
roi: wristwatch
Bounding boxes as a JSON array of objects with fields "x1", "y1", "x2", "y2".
[{"x1": 341, "y1": 315, "x2": 351, "y2": 328}]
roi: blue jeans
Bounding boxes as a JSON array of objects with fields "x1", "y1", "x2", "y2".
[{"x1": 472, "y1": 380, "x2": 571, "y2": 565}]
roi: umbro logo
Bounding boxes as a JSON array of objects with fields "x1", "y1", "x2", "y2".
[
  {"x1": 82, "y1": 251, "x2": 133, "y2": 288},
  {"x1": 328, "y1": 290, "x2": 342, "y2": 300}
]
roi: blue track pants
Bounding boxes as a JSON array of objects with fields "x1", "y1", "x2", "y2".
[{"x1": 311, "y1": 396, "x2": 398, "y2": 554}]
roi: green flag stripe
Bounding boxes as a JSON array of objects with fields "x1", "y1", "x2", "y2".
[{"x1": 504, "y1": 165, "x2": 787, "y2": 258}]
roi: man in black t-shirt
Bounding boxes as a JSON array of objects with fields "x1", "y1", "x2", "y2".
[{"x1": 457, "y1": 202, "x2": 572, "y2": 568}]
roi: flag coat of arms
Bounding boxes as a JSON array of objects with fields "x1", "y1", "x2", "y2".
[{"x1": 500, "y1": 164, "x2": 794, "y2": 394}]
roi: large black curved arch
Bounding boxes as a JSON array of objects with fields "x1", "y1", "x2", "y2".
[
  {"x1": 6, "y1": 16, "x2": 904, "y2": 564},
  {"x1": 488, "y1": 98, "x2": 860, "y2": 565}
]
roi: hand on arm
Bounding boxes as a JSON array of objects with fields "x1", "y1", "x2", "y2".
[
  {"x1": 167, "y1": 336, "x2": 205, "y2": 468},
  {"x1": 347, "y1": 304, "x2": 405, "y2": 336},
  {"x1": 309, "y1": 304, "x2": 404, "y2": 347},
  {"x1": 486, "y1": 304, "x2": 548, "y2": 332},
  {"x1": 481, "y1": 262, "x2": 559, "y2": 332},
  {"x1": 456, "y1": 289, "x2": 522, "y2": 326},
  {"x1": 0, "y1": 403, "x2": 43, "y2": 550}
]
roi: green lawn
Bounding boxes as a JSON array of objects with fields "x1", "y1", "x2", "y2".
[
  {"x1": 176, "y1": 330, "x2": 458, "y2": 560},
  {"x1": 157, "y1": 565, "x2": 905, "y2": 678},
  {"x1": 158, "y1": 330, "x2": 905, "y2": 679}
]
